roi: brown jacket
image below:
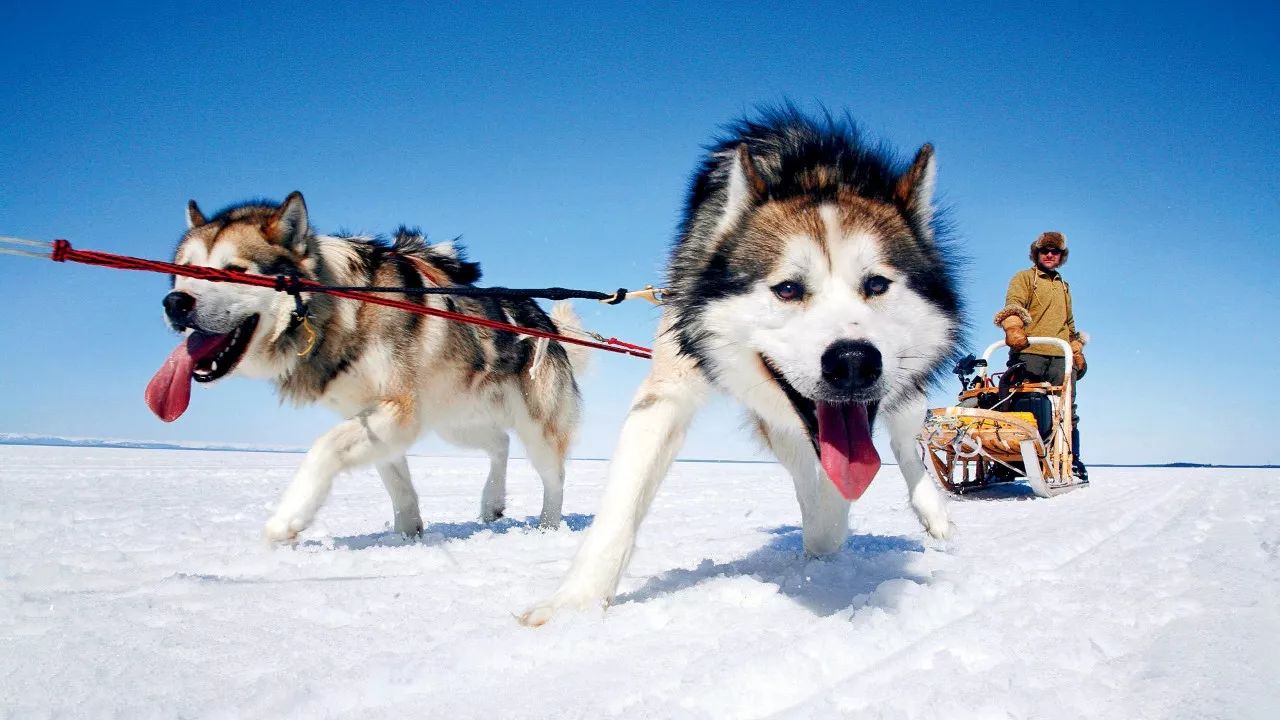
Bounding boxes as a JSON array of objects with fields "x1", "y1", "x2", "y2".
[{"x1": 998, "y1": 267, "x2": 1080, "y2": 356}]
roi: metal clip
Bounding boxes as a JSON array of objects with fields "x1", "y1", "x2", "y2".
[{"x1": 601, "y1": 285, "x2": 666, "y2": 305}]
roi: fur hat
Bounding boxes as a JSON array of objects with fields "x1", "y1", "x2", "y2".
[{"x1": 1029, "y1": 231, "x2": 1068, "y2": 266}]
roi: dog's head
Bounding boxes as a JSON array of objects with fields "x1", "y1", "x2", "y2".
[
  {"x1": 146, "y1": 192, "x2": 317, "y2": 421},
  {"x1": 671, "y1": 112, "x2": 962, "y2": 498}
]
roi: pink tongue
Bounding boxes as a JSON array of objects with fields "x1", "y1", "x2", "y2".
[
  {"x1": 144, "y1": 333, "x2": 226, "y2": 422},
  {"x1": 817, "y1": 403, "x2": 881, "y2": 500}
]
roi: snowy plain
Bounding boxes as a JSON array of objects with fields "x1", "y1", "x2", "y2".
[{"x1": 1, "y1": 445, "x2": 1277, "y2": 720}]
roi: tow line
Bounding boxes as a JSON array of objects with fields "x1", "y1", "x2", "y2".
[{"x1": 1, "y1": 236, "x2": 659, "y2": 359}]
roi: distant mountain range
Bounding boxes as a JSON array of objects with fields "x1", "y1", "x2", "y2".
[
  {"x1": 1, "y1": 433, "x2": 1275, "y2": 468},
  {"x1": 0, "y1": 433, "x2": 303, "y2": 454}
]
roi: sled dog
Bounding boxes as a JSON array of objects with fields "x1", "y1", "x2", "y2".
[
  {"x1": 523, "y1": 108, "x2": 962, "y2": 624},
  {"x1": 147, "y1": 192, "x2": 586, "y2": 541}
]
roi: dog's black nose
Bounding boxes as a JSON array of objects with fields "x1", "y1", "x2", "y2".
[
  {"x1": 821, "y1": 340, "x2": 882, "y2": 394},
  {"x1": 163, "y1": 291, "x2": 196, "y2": 325}
]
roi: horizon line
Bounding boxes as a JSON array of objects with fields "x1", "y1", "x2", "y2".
[{"x1": 1, "y1": 434, "x2": 1275, "y2": 469}]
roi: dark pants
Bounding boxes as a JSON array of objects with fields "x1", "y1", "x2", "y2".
[{"x1": 1008, "y1": 352, "x2": 1082, "y2": 463}]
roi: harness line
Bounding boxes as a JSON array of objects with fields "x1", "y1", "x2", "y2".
[{"x1": 3, "y1": 237, "x2": 655, "y2": 360}]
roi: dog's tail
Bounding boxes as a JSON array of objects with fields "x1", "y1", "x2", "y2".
[{"x1": 549, "y1": 301, "x2": 591, "y2": 375}]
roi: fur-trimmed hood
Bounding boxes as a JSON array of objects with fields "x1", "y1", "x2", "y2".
[{"x1": 1029, "y1": 231, "x2": 1068, "y2": 266}]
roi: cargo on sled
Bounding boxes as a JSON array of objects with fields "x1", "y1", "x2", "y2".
[{"x1": 918, "y1": 337, "x2": 1087, "y2": 498}]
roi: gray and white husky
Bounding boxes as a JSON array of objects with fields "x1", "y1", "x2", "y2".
[
  {"x1": 523, "y1": 109, "x2": 962, "y2": 624},
  {"x1": 147, "y1": 192, "x2": 587, "y2": 541}
]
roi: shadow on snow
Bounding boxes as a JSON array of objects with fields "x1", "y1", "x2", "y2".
[
  {"x1": 296, "y1": 517, "x2": 931, "y2": 619},
  {"x1": 616, "y1": 525, "x2": 929, "y2": 617},
  {"x1": 950, "y1": 483, "x2": 1041, "y2": 501},
  {"x1": 300, "y1": 512, "x2": 596, "y2": 551}
]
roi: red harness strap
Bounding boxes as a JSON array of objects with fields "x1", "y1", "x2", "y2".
[{"x1": 48, "y1": 239, "x2": 653, "y2": 359}]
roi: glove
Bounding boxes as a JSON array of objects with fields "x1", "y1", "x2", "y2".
[
  {"x1": 993, "y1": 306, "x2": 1032, "y2": 351},
  {"x1": 1001, "y1": 314, "x2": 1030, "y2": 351},
  {"x1": 1070, "y1": 337, "x2": 1087, "y2": 379},
  {"x1": 1070, "y1": 338, "x2": 1086, "y2": 371}
]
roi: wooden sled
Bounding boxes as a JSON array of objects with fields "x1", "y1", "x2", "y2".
[{"x1": 918, "y1": 337, "x2": 1086, "y2": 498}]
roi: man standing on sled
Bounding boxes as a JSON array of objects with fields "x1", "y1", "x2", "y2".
[{"x1": 993, "y1": 231, "x2": 1089, "y2": 481}]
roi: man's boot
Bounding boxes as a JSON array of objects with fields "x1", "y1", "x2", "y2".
[
  {"x1": 1071, "y1": 458, "x2": 1089, "y2": 482},
  {"x1": 1071, "y1": 426, "x2": 1088, "y2": 483}
]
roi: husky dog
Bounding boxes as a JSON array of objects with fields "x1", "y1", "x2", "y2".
[
  {"x1": 522, "y1": 109, "x2": 962, "y2": 624},
  {"x1": 146, "y1": 192, "x2": 586, "y2": 541}
]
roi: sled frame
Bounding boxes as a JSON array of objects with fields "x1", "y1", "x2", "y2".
[{"x1": 918, "y1": 337, "x2": 1085, "y2": 498}]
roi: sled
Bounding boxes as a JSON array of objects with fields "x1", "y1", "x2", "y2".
[{"x1": 918, "y1": 336, "x2": 1086, "y2": 498}]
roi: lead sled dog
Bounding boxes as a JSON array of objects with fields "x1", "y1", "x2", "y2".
[
  {"x1": 146, "y1": 192, "x2": 587, "y2": 541},
  {"x1": 523, "y1": 109, "x2": 962, "y2": 624}
]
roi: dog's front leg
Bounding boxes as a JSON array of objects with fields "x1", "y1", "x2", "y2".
[
  {"x1": 884, "y1": 394, "x2": 952, "y2": 539},
  {"x1": 761, "y1": 421, "x2": 851, "y2": 556},
  {"x1": 377, "y1": 455, "x2": 423, "y2": 536},
  {"x1": 520, "y1": 328, "x2": 708, "y2": 626},
  {"x1": 265, "y1": 399, "x2": 420, "y2": 542}
]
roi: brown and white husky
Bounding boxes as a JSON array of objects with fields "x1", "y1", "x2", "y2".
[
  {"x1": 523, "y1": 108, "x2": 963, "y2": 624},
  {"x1": 147, "y1": 192, "x2": 587, "y2": 541}
]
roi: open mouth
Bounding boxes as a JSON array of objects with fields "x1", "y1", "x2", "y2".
[
  {"x1": 191, "y1": 316, "x2": 259, "y2": 383},
  {"x1": 761, "y1": 356, "x2": 819, "y2": 449},
  {"x1": 760, "y1": 354, "x2": 882, "y2": 501},
  {"x1": 145, "y1": 315, "x2": 259, "y2": 422}
]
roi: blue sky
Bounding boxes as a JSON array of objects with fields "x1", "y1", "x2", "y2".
[{"x1": 2, "y1": 1, "x2": 1277, "y2": 464}]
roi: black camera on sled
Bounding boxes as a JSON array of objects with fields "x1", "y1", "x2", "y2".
[{"x1": 953, "y1": 354, "x2": 986, "y2": 390}]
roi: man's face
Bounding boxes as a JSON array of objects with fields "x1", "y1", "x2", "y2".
[{"x1": 1037, "y1": 247, "x2": 1063, "y2": 271}]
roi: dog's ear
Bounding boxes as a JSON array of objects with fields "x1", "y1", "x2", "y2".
[
  {"x1": 268, "y1": 191, "x2": 310, "y2": 254},
  {"x1": 895, "y1": 143, "x2": 936, "y2": 231},
  {"x1": 716, "y1": 144, "x2": 767, "y2": 234},
  {"x1": 186, "y1": 200, "x2": 207, "y2": 229}
]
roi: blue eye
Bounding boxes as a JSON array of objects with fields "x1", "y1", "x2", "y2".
[
  {"x1": 771, "y1": 281, "x2": 805, "y2": 302},
  {"x1": 863, "y1": 275, "x2": 891, "y2": 297}
]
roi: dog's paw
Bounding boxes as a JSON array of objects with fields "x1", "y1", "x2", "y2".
[
  {"x1": 517, "y1": 593, "x2": 606, "y2": 627},
  {"x1": 517, "y1": 603, "x2": 559, "y2": 628},
  {"x1": 393, "y1": 516, "x2": 424, "y2": 537},
  {"x1": 920, "y1": 511, "x2": 953, "y2": 541},
  {"x1": 263, "y1": 515, "x2": 303, "y2": 544},
  {"x1": 913, "y1": 501, "x2": 953, "y2": 540},
  {"x1": 910, "y1": 483, "x2": 952, "y2": 540}
]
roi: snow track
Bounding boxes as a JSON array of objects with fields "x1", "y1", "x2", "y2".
[{"x1": 2, "y1": 446, "x2": 1277, "y2": 719}]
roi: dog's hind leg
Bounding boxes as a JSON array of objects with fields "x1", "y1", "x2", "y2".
[
  {"x1": 520, "y1": 321, "x2": 709, "y2": 625},
  {"x1": 512, "y1": 420, "x2": 566, "y2": 530},
  {"x1": 376, "y1": 455, "x2": 423, "y2": 536},
  {"x1": 884, "y1": 393, "x2": 952, "y2": 540},
  {"x1": 760, "y1": 419, "x2": 851, "y2": 557},
  {"x1": 479, "y1": 430, "x2": 511, "y2": 523},
  {"x1": 264, "y1": 398, "x2": 419, "y2": 543},
  {"x1": 440, "y1": 425, "x2": 510, "y2": 523}
]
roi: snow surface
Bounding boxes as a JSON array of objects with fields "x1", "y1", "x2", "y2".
[{"x1": 2, "y1": 446, "x2": 1278, "y2": 719}]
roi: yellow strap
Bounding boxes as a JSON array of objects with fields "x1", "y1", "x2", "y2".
[{"x1": 296, "y1": 316, "x2": 318, "y2": 357}]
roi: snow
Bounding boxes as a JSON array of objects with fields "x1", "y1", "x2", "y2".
[{"x1": 2, "y1": 445, "x2": 1278, "y2": 719}]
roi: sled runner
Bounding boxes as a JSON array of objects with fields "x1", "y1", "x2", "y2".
[{"x1": 918, "y1": 337, "x2": 1086, "y2": 498}]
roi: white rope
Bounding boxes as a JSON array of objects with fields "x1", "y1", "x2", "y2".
[
  {"x1": 528, "y1": 336, "x2": 549, "y2": 380},
  {"x1": 0, "y1": 236, "x2": 51, "y2": 259}
]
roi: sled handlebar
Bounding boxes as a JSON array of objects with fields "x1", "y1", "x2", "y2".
[
  {"x1": 981, "y1": 336, "x2": 1076, "y2": 481},
  {"x1": 983, "y1": 335, "x2": 1075, "y2": 371}
]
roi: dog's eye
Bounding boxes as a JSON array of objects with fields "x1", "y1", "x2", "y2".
[
  {"x1": 771, "y1": 281, "x2": 805, "y2": 302},
  {"x1": 863, "y1": 275, "x2": 892, "y2": 297},
  {"x1": 224, "y1": 263, "x2": 248, "y2": 273}
]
